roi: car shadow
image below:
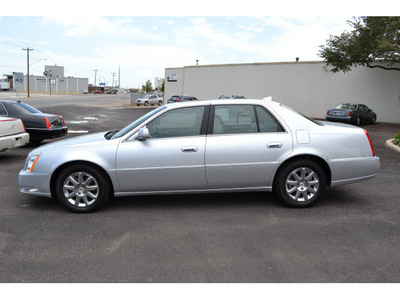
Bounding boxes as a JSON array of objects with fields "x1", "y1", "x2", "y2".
[{"x1": 102, "y1": 191, "x2": 283, "y2": 212}]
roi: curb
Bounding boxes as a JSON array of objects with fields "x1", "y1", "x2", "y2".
[{"x1": 385, "y1": 139, "x2": 400, "y2": 153}]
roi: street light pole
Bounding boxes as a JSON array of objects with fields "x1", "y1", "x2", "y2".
[{"x1": 22, "y1": 47, "x2": 34, "y2": 97}]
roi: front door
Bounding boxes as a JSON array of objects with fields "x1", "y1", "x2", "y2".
[{"x1": 116, "y1": 105, "x2": 208, "y2": 193}]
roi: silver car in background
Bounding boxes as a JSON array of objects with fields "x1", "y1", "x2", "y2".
[
  {"x1": 19, "y1": 99, "x2": 380, "y2": 213},
  {"x1": 135, "y1": 93, "x2": 163, "y2": 106}
]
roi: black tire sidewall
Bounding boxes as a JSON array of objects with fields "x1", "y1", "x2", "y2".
[
  {"x1": 274, "y1": 160, "x2": 326, "y2": 208},
  {"x1": 55, "y1": 164, "x2": 110, "y2": 213}
]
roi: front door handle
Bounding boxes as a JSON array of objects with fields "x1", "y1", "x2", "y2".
[
  {"x1": 181, "y1": 146, "x2": 198, "y2": 153},
  {"x1": 267, "y1": 142, "x2": 282, "y2": 148}
]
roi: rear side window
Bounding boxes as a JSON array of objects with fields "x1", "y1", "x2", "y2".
[{"x1": 211, "y1": 105, "x2": 284, "y2": 135}]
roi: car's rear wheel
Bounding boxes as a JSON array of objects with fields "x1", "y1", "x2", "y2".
[
  {"x1": 144, "y1": 101, "x2": 149, "y2": 106},
  {"x1": 371, "y1": 116, "x2": 376, "y2": 124},
  {"x1": 355, "y1": 116, "x2": 361, "y2": 126},
  {"x1": 158, "y1": 100, "x2": 163, "y2": 106},
  {"x1": 55, "y1": 164, "x2": 111, "y2": 213},
  {"x1": 274, "y1": 160, "x2": 326, "y2": 208}
]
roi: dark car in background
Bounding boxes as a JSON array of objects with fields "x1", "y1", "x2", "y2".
[
  {"x1": 0, "y1": 100, "x2": 68, "y2": 144},
  {"x1": 168, "y1": 95, "x2": 198, "y2": 103},
  {"x1": 218, "y1": 95, "x2": 246, "y2": 99},
  {"x1": 326, "y1": 103, "x2": 377, "y2": 126}
]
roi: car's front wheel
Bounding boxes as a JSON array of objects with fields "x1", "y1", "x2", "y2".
[
  {"x1": 55, "y1": 164, "x2": 111, "y2": 213},
  {"x1": 158, "y1": 100, "x2": 163, "y2": 106},
  {"x1": 274, "y1": 160, "x2": 326, "y2": 208}
]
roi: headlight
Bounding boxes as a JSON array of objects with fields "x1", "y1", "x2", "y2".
[{"x1": 24, "y1": 153, "x2": 41, "y2": 172}]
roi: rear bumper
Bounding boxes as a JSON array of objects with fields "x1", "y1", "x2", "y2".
[
  {"x1": 330, "y1": 156, "x2": 380, "y2": 187},
  {"x1": 0, "y1": 132, "x2": 30, "y2": 152},
  {"x1": 326, "y1": 115, "x2": 354, "y2": 123},
  {"x1": 27, "y1": 126, "x2": 68, "y2": 140}
]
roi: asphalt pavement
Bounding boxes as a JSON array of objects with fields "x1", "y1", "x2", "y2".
[{"x1": 0, "y1": 94, "x2": 399, "y2": 283}]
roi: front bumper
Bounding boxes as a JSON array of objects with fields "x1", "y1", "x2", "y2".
[{"x1": 18, "y1": 169, "x2": 52, "y2": 197}]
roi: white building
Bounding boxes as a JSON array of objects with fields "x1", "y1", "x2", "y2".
[{"x1": 165, "y1": 61, "x2": 400, "y2": 123}]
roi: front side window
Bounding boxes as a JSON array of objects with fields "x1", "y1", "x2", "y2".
[{"x1": 146, "y1": 106, "x2": 205, "y2": 139}]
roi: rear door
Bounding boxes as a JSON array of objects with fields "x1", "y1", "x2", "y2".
[{"x1": 205, "y1": 104, "x2": 293, "y2": 189}]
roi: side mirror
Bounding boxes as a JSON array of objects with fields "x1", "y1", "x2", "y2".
[{"x1": 138, "y1": 127, "x2": 150, "y2": 140}]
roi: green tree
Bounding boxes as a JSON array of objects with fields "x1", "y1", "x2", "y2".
[
  {"x1": 319, "y1": 17, "x2": 400, "y2": 73},
  {"x1": 143, "y1": 80, "x2": 153, "y2": 93}
]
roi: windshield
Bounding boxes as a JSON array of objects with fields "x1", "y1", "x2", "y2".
[
  {"x1": 334, "y1": 103, "x2": 357, "y2": 110},
  {"x1": 280, "y1": 104, "x2": 323, "y2": 126},
  {"x1": 111, "y1": 106, "x2": 166, "y2": 139}
]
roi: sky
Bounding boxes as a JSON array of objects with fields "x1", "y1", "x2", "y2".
[{"x1": 0, "y1": 0, "x2": 396, "y2": 89}]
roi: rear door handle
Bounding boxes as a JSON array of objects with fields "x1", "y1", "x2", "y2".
[
  {"x1": 181, "y1": 146, "x2": 198, "y2": 152},
  {"x1": 267, "y1": 142, "x2": 282, "y2": 148}
]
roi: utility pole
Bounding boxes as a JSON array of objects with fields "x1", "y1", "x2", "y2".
[
  {"x1": 22, "y1": 47, "x2": 34, "y2": 97},
  {"x1": 118, "y1": 65, "x2": 120, "y2": 88},
  {"x1": 93, "y1": 69, "x2": 99, "y2": 88},
  {"x1": 111, "y1": 72, "x2": 116, "y2": 92}
]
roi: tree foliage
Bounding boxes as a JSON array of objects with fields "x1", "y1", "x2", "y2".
[
  {"x1": 319, "y1": 17, "x2": 400, "y2": 73},
  {"x1": 142, "y1": 80, "x2": 153, "y2": 93}
]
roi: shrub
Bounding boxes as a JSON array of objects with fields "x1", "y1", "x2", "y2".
[{"x1": 394, "y1": 132, "x2": 400, "y2": 146}]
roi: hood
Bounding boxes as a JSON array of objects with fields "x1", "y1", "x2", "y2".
[{"x1": 32, "y1": 131, "x2": 110, "y2": 153}]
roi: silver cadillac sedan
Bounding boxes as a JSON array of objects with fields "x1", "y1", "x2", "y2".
[{"x1": 19, "y1": 99, "x2": 380, "y2": 213}]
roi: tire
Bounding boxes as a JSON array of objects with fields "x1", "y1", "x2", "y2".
[
  {"x1": 371, "y1": 116, "x2": 376, "y2": 125},
  {"x1": 144, "y1": 101, "x2": 149, "y2": 106},
  {"x1": 30, "y1": 138, "x2": 44, "y2": 145},
  {"x1": 355, "y1": 117, "x2": 361, "y2": 126},
  {"x1": 158, "y1": 101, "x2": 163, "y2": 106},
  {"x1": 55, "y1": 164, "x2": 111, "y2": 213},
  {"x1": 274, "y1": 160, "x2": 326, "y2": 208}
]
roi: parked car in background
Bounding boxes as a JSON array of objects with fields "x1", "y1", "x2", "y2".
[
  {"x1": 19, "y1": 99, "x2": 379, "y2": 213},
  {"x1": 326, "y1": 103, "x2": 377, "y2": 126},
  {"x1": 218, "y1": 95, "x2": 246, "y2": 99},
  {"x1": 93, "y1": 90, "x2": 104, "y2": 94},
  {"x1": 0, "y1": 116, "x2": 29, "y2": 152},
  {"x1": 168, "y1": 95, "x2": 198, "y2": 103},
  {"x1": 0, "y1": 100, "x2": 68, "y2": 144},
  {"x1": 135, "y1": 93, "x2": 163, "y2": 106}
]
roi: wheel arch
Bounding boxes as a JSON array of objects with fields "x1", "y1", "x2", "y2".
[
  {"x1": 273, "y1": 154, "x2": 332, "y2": 189},
  {"x1": 50, "y1": 160, "x2": 114, "y2": 198}
]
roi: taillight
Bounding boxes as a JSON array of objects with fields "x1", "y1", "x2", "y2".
[
  {"x1": 45, "y1": 117, "x2": 51, "y2": 129},
  {"x1": 20, "y1": 120, "x2": 26, "y2": 132},
  {"x1": 348, "y1": 111, "x2": 353, "y2": 116},
  {"x1": 363, "y1": 129, "x2": 375, "y2": 157},
  {"x1": 326, "y1": 110, "x2": 329, "y2": 115},
  {"x1": 61, "y1": 116, "x2": 66, "y2": 126}
]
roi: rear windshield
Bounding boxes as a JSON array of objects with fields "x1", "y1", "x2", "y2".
[
  {"x1": 280, "y1": 104, "x2": 323, "y2": 126},
  {"x1": 334, "y1": 103, "x2": 357, "y2": 110},
  {"x1": 8, "y1": 102, "x2": 41, "y2": 114}
]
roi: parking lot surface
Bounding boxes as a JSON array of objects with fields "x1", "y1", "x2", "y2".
[{"x1": 0, "y1": 94, "x2": 399, "y2": 282}]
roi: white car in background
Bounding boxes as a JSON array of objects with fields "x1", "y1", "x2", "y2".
[
  {"x1": 0, "y1": 116, "x2": 30, "y2": 152},
  {"x1": 135, "y1": 94, "x2": 163, "y2": 106}
]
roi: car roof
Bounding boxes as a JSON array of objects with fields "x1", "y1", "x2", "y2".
[{"x1": 164, "y1": 98, "x2": 281, "y2": 108}]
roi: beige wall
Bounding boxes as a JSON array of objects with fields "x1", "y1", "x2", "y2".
[{"x1": 165, "y1": 61, "x2": 400, "y2": 123}]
